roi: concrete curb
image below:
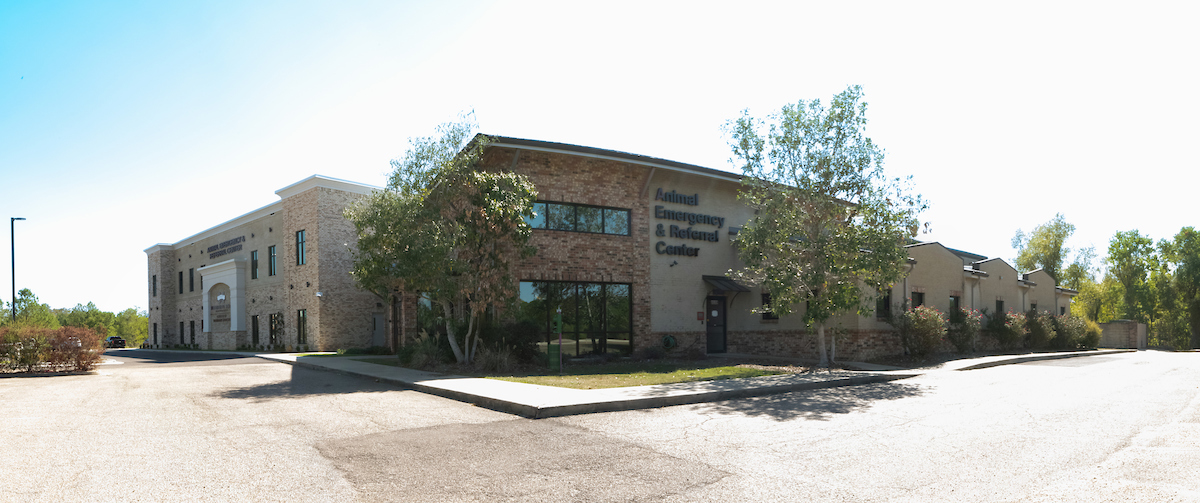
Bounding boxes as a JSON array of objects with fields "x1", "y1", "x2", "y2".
[
  {"x1": 526, "y1": 373, "x2": 920, "y2": 419},
  {"x1": 951, "y1": 349, "x2": 1136, "y2": 371}
]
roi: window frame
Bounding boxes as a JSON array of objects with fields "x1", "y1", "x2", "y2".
[
  {"x1": 760, "y1": 292, "x2": 779, "y2": 320},
  {"x1": 296, "y1": 230, "x2": 306, "y2": 266},
  {"x1": 268, "y1": 245, "x2": 277, "y2": 276},
  {"x1": 515, "y1": 280, "x2": 633, "y2": 357},
  {"x1": 297, "y1": 309, "x2": 308, "y2": 345},
  {"x1": 527, "y1": 201, "x2": 631, "y2": 236},
  {"x1": 250, "y1": 250, "x2": 259, "y2": 280}
]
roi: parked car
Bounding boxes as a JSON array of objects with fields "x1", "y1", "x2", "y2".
[{"x1": 106, "y1": 336, "x2": 126, "y2": 348}]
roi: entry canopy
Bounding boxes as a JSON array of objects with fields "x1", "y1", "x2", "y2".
[{"x1": 702, "y1": 275, "x2": 751, "y2": 293}]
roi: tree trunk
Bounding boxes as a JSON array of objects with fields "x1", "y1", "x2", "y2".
[
  {"x1": 828, "y1": 330, "x2": 836, "y2": 364},
  {"x1": 464, "y1": 312, "x2": 477, "y2": 363},
  {"x1": 816, "y1": 322, "x2": 828, "y2": 367},
  {"x1": 441, "y1": 300, "x2": 466, "y2": 363}
]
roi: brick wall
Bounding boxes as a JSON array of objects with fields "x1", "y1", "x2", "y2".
[
  {"x1": 314, "y1": 187, "x2": 378, "y2": 350},
  {"x1": 726, "y1": 328, "x2": 903, "y2": 362},
  {"x1": 146, "y1": 248, "x2": 175, "y2": 348},
  {"x1": 481, "y1": 147, "x2": 653, "y2": 347}
]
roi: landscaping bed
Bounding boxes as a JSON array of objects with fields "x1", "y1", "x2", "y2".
[{"x1": 354, "y1": 356, "x2": 812, "y2": 390}]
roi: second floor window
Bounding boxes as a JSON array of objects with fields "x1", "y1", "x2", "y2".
[
  {"x1": 526, "y1": 202, "x2": 630, "y2": 236},
  {"x1": 296, "y1": 230, "x2": 307, "y2": 265},
  {"x1": 251, "y1": 250, "x2": 259, "y2": 280},
  {"x1": 268, "y1": 246, "x2": 277, "y2": 276}
]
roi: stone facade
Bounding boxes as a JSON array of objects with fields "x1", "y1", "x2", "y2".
[{"x1": 146, "y1": 175, "x2": 378, "y2": 351}]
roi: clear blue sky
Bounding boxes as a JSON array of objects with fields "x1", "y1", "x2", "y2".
[{"x1": 2, "y1": 1, "x2": 1197, "y2": 313}]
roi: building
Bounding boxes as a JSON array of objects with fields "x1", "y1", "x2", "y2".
[
  {"x1": 145, "y1": 175, "x2": 383, "y2": 351},
  {"x1": 146, "y1": 136, "x2": 1075, "y2": 359}
]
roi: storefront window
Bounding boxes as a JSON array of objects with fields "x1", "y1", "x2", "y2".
[{"x1": 517, "y1": 281, "x2": 633, "y2": 357}]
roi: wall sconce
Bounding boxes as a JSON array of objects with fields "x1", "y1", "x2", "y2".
[{"x1": 315, "y1": 292, "x2": 323, "y2": 297}]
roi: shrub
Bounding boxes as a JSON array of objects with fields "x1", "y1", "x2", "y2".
[
  {"x1": 979, "y1": 312, "x2": 1027, "y2": 350},
  {"x1": 490, "y1": 320, "x2": 543, "y2": 365},
  {"x1": 632, "y1": 345, "x2": 666, "y2": 360},
  {"x1": 1026, "y1": 310, "x2": 1057, "y2": 349},
  {"x1": 889, "y1": 305, "x2": 947, "y2": 359},
  {"x1": 984, "y1": 310, "x2": 1025, "y2": 350},
  {"x1": 398, "y1": 330, "x2": 444, "y2": 369},
  {"x1": 0, "y1": 326, "x2": 104, "y2": 373},
  {"x1": 946, "y1": 308, "x2": 982, "y2": 354},
  {"x1": 1080, "y1": 319, "x2": 1102, "y2": 349},
  {"x1": 1051, "y1": 315, "x2": 1095, "y2": 350},
  {"x1": 473, "y1": 345, "x2": 514, "y2": 373}
]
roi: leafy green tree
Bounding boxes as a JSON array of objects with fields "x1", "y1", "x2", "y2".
[
  {"x1": 56, "y1": 302, "x2": 115, "y2": 336},
  {"x1": 725, "y1": 85, "x2": 926, "y2": 366},
  {"x1": 114, "y1": 308, "x2": 149, "y2": 347},
  {"x1": 1012, "y1": 213, "x2": 1075, "y2": 283},
  {"x1": 1060, "y1": 246, "x2": 1096, "y2": 291},
  {"x1": 346, "y1": 116, "x2": 537, "y2": 364},
  {"x1": 1160, "y1": 227, "x2": 1200, "y2": 347},
  {"x1": 1106, "y1": 230, "x2": 1155, "y2": 321},
  {"x1": 9, "y1": 289, "x2": 61, "y2": 329}
]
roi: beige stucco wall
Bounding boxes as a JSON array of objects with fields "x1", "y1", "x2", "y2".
[
  {"x1": 903, "y1": 243, "x2": 968, "y2": 313},
  {"x1": 976, "y1": 259, "x2": 1022, "y2": 315},
  {"x1": 645, "y1": 169, "x2": 810, "y2": 336}
]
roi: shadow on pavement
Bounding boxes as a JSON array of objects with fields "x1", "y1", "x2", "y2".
[
  {"x1": 695, "y1": 380, "x2": 926, "y2": 421},
  {"x1": 213, "y1": 363, "x2": 401, "y2": 402},
  {"x1": 106, "y1": 349, "x2": 253, "y2": 364}
]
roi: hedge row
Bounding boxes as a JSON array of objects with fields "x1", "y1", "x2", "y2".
[{"x1": 1, "y1": 326, "x2": 106, "y2": 373}]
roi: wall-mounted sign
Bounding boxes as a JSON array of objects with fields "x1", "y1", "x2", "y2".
[
  {"x1": 207, "y1": 236, "x2": 245, "y2": 260},
  {"x1": 653, "y1": 187, "x2": 725, "y2": 258},
  {"x1": 655, "y1": 188, "x2": 698, "y2": 206}
]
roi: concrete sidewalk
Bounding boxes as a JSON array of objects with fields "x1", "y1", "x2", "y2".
[
  {"x1": 256, "y1": 348, "x2": 1134, "y2": 419},
  {"x1": 125, "y1": 348, "x2": 1134, "y2": 419}
]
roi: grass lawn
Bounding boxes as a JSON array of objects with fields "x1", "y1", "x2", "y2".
[{"x1": 352, "y1": 357, "x2": 794, "y2": 389}]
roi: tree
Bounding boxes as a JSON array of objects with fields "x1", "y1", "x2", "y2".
[
  {"x1": 1106, "y1": 230, "x2": 1154, "y2": 321},
  {"x1": 346, "y1": 116, "x2": 537, "y2": 364},
  {"x1": 1060, "y1": 246, "x2": 1096, "y2": 291},
  {"x1": 1012, "y1": 213, "x2": 1075, "y2": 283},
  {"x1": 1160, "y1": 227, "x2": 1200, "y2": 347},
  {"x1": 56, "y1": 302, "x2": 115, "y2": 336},
  {"x1": 9, "y1": 289, "x2": 61, "y2": 329},
  {"x1": 725, "y1": 85, "x2": 926, "y2": 366},
  {"x1": 114, "y1": 308, "x2": 149, "y2": 347}
]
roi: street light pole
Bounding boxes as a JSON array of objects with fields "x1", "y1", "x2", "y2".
[{"x1": 11, "y1": 217, "x2": 25, "y2": 322}]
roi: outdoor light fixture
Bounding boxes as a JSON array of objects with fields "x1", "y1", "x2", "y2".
[
  {"x1": 315, "y1": 292, "x2": 323, "y2": 297},
  {"x1": 10, "y1": 217, "x2": 25, "y2": 322}
]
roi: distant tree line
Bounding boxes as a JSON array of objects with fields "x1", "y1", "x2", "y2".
[
  {"x1": 0, "y1": 289, "x2": 148, "y2": 347},
  {"x1": 1012, "y1": 215, "x2": 1200, "y2": 350}
]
